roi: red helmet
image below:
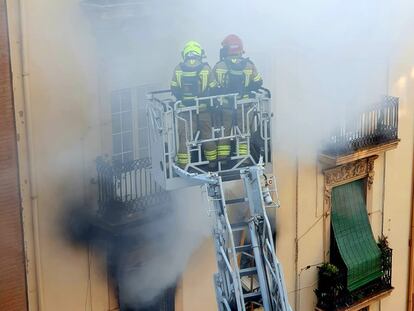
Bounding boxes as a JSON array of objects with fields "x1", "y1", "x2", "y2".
[{"x1": 221, "y1": 34, "x2": 244, "y2": 56}]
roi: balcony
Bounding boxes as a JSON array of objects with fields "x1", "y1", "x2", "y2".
[
  {"x1": 96, "y1": 157, "x2": 169, "y2": 227},
  {"x1": 320, "y1": 96, "x2": 399, "y2": 166},
  {"x1": 94, "y1": 157, "x2": 176, "y2": 310},
  {"x1": 315, "y1": 245, "x2": 393, "y2": 311}
]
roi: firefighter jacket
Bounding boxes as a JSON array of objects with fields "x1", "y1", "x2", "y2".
[
  {"x1": 213, "y1": 57, "x2": 263, "y2": 98},
  {"x1": 170, "y1": 59, "x2": 217, "y2": 106}
]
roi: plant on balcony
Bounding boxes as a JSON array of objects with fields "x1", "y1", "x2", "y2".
[
  {"x1": 377, "y1": 234, "x2": 389, "y2": 252},
  {"x1": 378, "y1": 235, "x2": 393, "y2": 290},
  {"x1": 314, "y1": 263, "x2": 346, "y2": 310}
]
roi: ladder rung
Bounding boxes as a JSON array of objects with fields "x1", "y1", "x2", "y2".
[
  {"x1": 231, "y1": 222, "x2": 248, "y2": 231},
  {"x1": 243, "y1": 291, "x2": 262, "y2": 302},
  {"x1": 219, "y1": 171, "x2": 241, "y2": 182},
  {"x1": 235, "y1": 244, "x2": 252, "y2": 252},
  {"x1": 239, "y1": 267, "x2": 257, "y2": 277},
  {"x1": 225, "y1": 198, "x2": 247, "y2": 205}
]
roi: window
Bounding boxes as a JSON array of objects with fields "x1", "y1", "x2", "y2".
[
  {"x1": 318, "y1": 157, "x2": 393, "y2": 310},
  {"x1": 111, "y1": 89, "x2": 133, "y2": 163},
  {"x1": 111, "y1": 85, "x2": 158, "y2": 163}
]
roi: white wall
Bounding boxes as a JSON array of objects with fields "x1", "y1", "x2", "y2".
[
  {"x1": 8, "y1": 0, "x2": 111, "y2": 310},
  {"x1": 8, "y1": 0, "x2": 414, "y2": 310}
]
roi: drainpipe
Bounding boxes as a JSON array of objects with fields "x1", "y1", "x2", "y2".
[
  {"x1": 408, "y1": 140, "x2": 414, "y2": 311},
  {"x1": 294, "y1": 156, "x2": 299, "y2": 310},
  {"x1": 17, "y1": 0, "x2": 44, "y2": 309}
]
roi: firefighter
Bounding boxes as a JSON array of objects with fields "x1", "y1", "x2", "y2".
[
  {"x1": 213, "y1": 34, "x2": 263, "y2": 161},
  {"x1": 171, "y1": 41, "x2": 218, "y2": 169}
]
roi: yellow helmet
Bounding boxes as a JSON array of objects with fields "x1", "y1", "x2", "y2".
[{"x1": 182, "y1": 40, "x2": 204, "y2": 59}]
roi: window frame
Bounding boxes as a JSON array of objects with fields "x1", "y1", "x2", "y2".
[{"x1": 110, "y1": 84, "x2": 159, "y2": 163}]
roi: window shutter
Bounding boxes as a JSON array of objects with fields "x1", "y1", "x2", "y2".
[{"x1": 331, "y1": 179, "x2": 382, "y2": 291}]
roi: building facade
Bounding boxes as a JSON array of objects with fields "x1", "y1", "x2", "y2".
[{"x1": 1, "y1": 0, "x2": 414, "y2": 311}]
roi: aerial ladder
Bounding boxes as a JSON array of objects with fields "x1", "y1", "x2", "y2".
[{"x1": 147, "y1": 89, "x2": 292, "y2": 311}]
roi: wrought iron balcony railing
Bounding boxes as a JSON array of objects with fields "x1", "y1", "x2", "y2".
[
  {"x1": 315, "y1": 247, "x2": 393, "y2": 310},
  {"x1": 323, "y1": 97, "x2": 399, "y2": 157},
  {"x1": 96, "y1": 157, "x2": 168, "y2": 217}
]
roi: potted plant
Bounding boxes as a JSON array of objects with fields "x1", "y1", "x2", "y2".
[{"x1": 315, "y1": 263, "x2": 345, "y2": 310}]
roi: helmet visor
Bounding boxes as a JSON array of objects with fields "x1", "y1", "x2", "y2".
[{"x1": 185, "y1": 51, "x2": 201, "y2": 59}]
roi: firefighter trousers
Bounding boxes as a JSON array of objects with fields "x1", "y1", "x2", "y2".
[
  {"x1": 218, "y1": 104, "x2": 253, "y2": 159},
  {"x1": 176, "y1": 109, "x2": 217, "y2": 167}
]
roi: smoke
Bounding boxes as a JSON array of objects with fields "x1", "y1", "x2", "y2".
[
  {"x1": 116, "y1": 187, "x2": 212, "y2": 307},
  {"x1": 62, "y1": 0, "x2": 414, "y2": 308},
  {"x1": 98, "y1": 0, "x2": 414, "y2": 156},
  {"x1": 64, "y1": 186, "x2": 212, "y2": 308}
]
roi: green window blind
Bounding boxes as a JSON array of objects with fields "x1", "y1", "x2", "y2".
[{"x1": 331, "y1": 179, "x2": 382, "y2": 291}]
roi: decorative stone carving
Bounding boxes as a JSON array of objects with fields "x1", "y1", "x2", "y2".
[
  {"x1": 324, "y1": 186, "x2": 332, "y2": 208},
  {"x1": 324, "y1": 156, "x2": 378, "y2": 188},
  {"x1": 367, "y1": 156, "x2": 376, "y2": 189}
]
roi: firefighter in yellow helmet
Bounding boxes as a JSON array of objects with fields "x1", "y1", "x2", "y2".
[
  {"x1": 171, "y1": 41, "x2": 218, "y2": 169},
  {"x1": 213, "y1": 34, "x2": 263, "y2": 160}
]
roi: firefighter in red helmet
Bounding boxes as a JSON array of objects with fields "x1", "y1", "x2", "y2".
[{"x1": 213, "y1": 34, "x2": 263, "y2": 161}]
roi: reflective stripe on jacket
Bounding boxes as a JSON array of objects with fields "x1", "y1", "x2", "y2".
[
  {"x1": 213, "y1": 57, "x2": 262, "y2": 97},
  {"x1": 171, "y1": 59, "x2": 217, "y2": 105}
]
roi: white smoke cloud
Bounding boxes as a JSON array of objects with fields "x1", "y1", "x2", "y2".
[
  {"x1": 115, "y1": 186, "x2": 212, "y2": 306},
  {"x1": 72, "y1": 0, "x2": 414, "y2": 307},
  {"x1": 98, "y1": 0, "x2": 414, "y2": 157}
]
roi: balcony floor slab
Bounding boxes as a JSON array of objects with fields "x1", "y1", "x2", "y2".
[{"x1": 320, "y1": 139, "x2": 400, "y2": 166}]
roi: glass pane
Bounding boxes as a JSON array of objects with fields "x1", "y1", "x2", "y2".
[
  {"x1": 122, "y1": 131, "x2": 133, "y2": 152},
  {"x1": 121, "y1": 91, "x2": 132, "y2": 111},
  {"x1": 112, "y1": 133, "x2": 122, "y2": 153},
  {"x1": 112, "y1": 114, "x2": 121, "y2": 134},
  {"x1": 122, "y1": 112, "x2": 132, "y2": 131}
]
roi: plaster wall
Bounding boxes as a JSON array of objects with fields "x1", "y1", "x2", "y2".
[
  {"x1": 6, "y1": 1, "x2": 414, "y2": 310},
  {"x1": 7, "y1": 0, "x2": 112, "y2": 310}
]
